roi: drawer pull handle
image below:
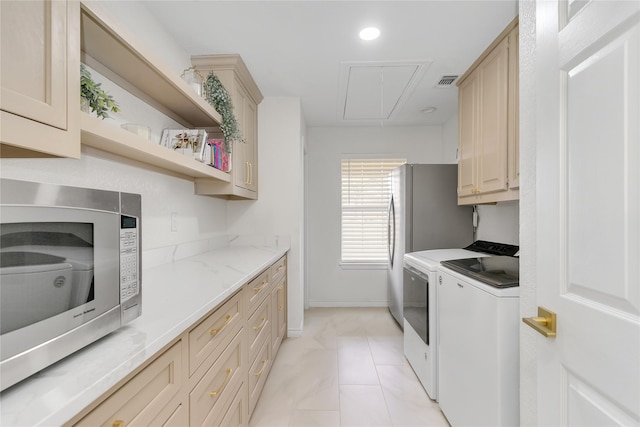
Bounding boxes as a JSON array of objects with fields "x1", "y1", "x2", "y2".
[
  {"x1": 253, "y1": 281, "x2": 268, "y2": 292},
  {"x1": 210, "y1": 314, "x2": 232, "y2": 336},
  {"x1": 253, "y1": 359, "x2": 268, "y2": 377},
  {"x1": 253, "y1": 317, "x2": 267, "y2": 331},
  {"x1": 113, "y1": 420, "x2": 125, "y2": 427},
  {"x1": 210, "y1": 368, "x2": 233, "y2": 397},
  {"x1": 277, "y1": 265, "x2": 284, "y2": 271},
  {"x1": 278, "y1": 285, "x2": 285, "y2": 311}
]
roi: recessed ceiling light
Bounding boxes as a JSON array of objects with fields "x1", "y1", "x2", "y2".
[
  {"x1": 359, "y1": 27, "x2": 380, "y2": 41},
  {"x1": 421, "y1": 107, "x2": 438, "y2": 114}
]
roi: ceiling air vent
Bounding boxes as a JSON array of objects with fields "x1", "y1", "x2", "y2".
[{"x1": 435, "y1": 75, "x2": 459, "y2": 87}]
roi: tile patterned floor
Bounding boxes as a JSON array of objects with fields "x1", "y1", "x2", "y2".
[{"x1": 249, "y1": 307, "x2": 449, "y2": 427}]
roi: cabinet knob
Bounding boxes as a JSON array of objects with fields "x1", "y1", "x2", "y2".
[{"x1": 113, "y1": 420, "x2": 125, "y2": 427}]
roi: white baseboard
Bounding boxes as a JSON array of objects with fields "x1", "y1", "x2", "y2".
[{"x1": 307, "y1": 301, "x2": 388, "y2": 308}]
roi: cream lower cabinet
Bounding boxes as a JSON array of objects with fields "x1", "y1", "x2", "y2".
[
  {"x1": 270, "y1": 257, "x2": 287, "y2": 357},
  {"x1": 67, "y1": 255, "x2": 287, "y2": 427},
  {"x1": 73, "y1": 340, "x2": 187, "y2": 427},
  {"x1": 0, "y1": 0, "x2": 80, "y2": 158},
  {"x1": 457, "y1": 17, "x2": 519, "y2": 205}
]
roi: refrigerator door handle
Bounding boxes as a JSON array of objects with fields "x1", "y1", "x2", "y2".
[{"x1": 388, "y1": 195, "x2": 396, "y2": 267}]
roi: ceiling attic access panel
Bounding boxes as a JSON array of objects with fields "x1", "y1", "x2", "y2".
[{"x1": 338, "y1": 61, "x2": 431, "y2": 122}]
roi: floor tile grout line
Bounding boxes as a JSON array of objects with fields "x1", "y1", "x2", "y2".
[{"x1": 368, "y1": 335, "x2": 395, "y2": 426}]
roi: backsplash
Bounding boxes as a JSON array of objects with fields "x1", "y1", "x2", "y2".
[
  {"x1": 475, "y1": 201, "x2": 519, "y2": 245},
  {"x1": 142, "y1": 234, "x2": 291, "y2": 269}
]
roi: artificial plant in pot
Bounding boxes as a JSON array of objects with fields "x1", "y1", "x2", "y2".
[
  {"x1": 80, "y1": 64, "x2": 120, "y2": 119},
  {"x1": 204, "y1": 72, "x2": 243, "y2": 154}
]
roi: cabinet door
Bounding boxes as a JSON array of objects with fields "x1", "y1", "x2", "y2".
[
  {"x1": 271, "y1": 277, "x2": 287, "y2": 357},
  {"x1": 507, "y1": 26, "x2": 520, "y2": 190},
  {"x1": 217, "y1": 383, "x2": 247, "y2": 427},
  {"x1": 477, "y1": 37, "x2": 509, "y2": 194},
  {"x1": 457, "y1": 72, "x2": 479, "y2": 198},
  {"x1": 74, "y1": 341, "x2": 185, "y2": 427},
  {"x1": 189, "y1": 290, "x2": 243, "y2": 376},
  {"x1": 190, "y1": 330, "x2": 244, "y2": 427},
  {"x1": 248, "y1": 336, "x2": 271, "y2": 416},
  {"x1": 243, "y1": 96, "x2": 258, "y2": 193},
  {"x1": 0, "y1": 0, "x2": 79, "y2": 157}
]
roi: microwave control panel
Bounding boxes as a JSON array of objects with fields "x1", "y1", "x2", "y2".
[{"x1": 120, "y1": 215, "x2": 139, "y2": 302}]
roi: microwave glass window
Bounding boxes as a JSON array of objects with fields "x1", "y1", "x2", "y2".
[{"x1": 0, "y1": 222, "x2": 95, "y2": 334}]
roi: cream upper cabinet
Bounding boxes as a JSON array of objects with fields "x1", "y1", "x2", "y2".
[
  {"x1": 192, "y1": 54, "x2": 263, "y2": 200},
  {"x1": 457, "y1": 17, "x2": 519, "y2": 205},
  {"x1": 507, "y1": 26, "x2": 520, "y2": 190},
  {"x1": 0, "y1": 0, "x2": 80, "y2": 158}
]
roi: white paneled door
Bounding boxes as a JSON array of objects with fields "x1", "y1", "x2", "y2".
[{"x1": 533, "y1": 0, "x2": 640, "y2": 425}]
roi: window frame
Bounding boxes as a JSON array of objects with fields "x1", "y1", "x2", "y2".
[{"x1": 340, "y1": 158, "x2": 406, "y2": 268}]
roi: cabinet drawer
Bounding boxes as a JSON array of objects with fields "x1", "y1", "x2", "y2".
[
  {"x1": 75, "y1": 340, "x2": 184, "y2": 427},
  {"x1": 189, "y1": 290, "x2": 243, "y2": 376},
  {"x1": 270, "y1": 255, "x2": 287, "y2": 285},
  {"x1": 271, "y1": 276, "x2": 287, "y2": 356},
  {"x1": 190, "y1": 330, "x2": 244, "y2": 427},
  {"x1": 162, "y1": 401, "x2": 188, "y2": 426},
  {"x1": 246, "y1": 269, "x2": 269, "y2": 315},
  {"x1": 209, "y1": 381, "x2": 247, "y2": 427},
  {"x1": 248, "y1": 336, "x2": 271, "y2": 416},
  {"x1": 247, "y1": 296, "x2": 271, "y2": 360}
]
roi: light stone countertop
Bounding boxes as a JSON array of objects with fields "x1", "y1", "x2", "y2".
[{"x1": 0, "y1": 243, "x2": 289, "y2": 427}]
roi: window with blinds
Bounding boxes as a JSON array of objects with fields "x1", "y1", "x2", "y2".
[{"x1": 341, "y1": 159, "x2": 406, "y2": 264}]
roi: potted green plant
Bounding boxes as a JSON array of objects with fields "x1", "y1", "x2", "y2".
[
  {"x1": 80, "y1": 64, "x2": 120, "y2": 119},
  {"x1": 204, "y1": 72, "x2": 243, "y2": 154}
]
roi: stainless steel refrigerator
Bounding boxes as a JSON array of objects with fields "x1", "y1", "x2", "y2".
[{"x1": 387, "y1": 164, "x2": 473, "y2": 327}]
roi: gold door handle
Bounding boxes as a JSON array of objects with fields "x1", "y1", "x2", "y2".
[
  {"x1": 253, "y1": 281, "x2": 268, "y2": 293},
  {"x1": 253, "y1": 317, "x2": 267, "y2": 331},
  {"x1": 210, "y1": 368, "x2": 233, "y2": 397},
  {"x1": 113, "y1": 420, "x2": 125, "y2": 427},
  {"x1": 210, "y1": 314, "x2": 232, "y2": 336},
  {"x1": 277, "y1": 285, "x2": 285, "y2": 311},
  {"x1": 253, "y1": 359, "x2": 268, "y2": 377},
  {"x1": 523, "y1": 307, "x2": 557, "y2": 338}
]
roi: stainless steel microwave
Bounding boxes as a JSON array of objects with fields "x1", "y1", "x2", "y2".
[{"x1": 0, "y1": 179, "x2": 142, "y2": 391}]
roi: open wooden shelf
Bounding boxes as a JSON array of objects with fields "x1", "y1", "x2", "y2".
[
  {"x1": 78, "y1": 2, "x2": 233, "y2": 190},
  {"x1": 81, "y1": 113, "x2": 230, "y2": 181}
]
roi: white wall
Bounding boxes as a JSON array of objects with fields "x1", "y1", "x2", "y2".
[
  {"x1": 306, "y1": 125, "x2": 445, "y2": 306},
  {"x1": 519, "y1": 0, "x2": 538, "y2": 424},
  {"x1": 227, "y1": 97, "x2": 305, "y2": 336}
]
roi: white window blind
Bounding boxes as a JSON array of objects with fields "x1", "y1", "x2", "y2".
[{"x1": 341, "y1": 159, "x2": 406, "y2": 264}]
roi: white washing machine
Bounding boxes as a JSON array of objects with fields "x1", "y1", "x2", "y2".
[
  {"x1": 402, "y1": 247, "x2": 489, "y2": 401},
  {"x1": 437, "y1": 256, "x2": 520, "y2": 426}
]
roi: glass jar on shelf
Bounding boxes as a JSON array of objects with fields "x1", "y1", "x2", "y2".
[{"x1": 180, "y1": 66, "x2": 204, "y2": 97}]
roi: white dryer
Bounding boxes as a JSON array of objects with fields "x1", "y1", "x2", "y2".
[{"x1": 403, "y1": 248, "x2": 488, "y2": 401}]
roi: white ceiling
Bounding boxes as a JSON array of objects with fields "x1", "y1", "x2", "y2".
[{"x1": 145, "y1": 1, "x2": 518, "y2": 127}]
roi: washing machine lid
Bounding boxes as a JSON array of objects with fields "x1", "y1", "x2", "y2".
[
  {"x1": 441, "y1": 255, "x2": 520, "y2": 288},
  {"x1": 404, "y1": 248, "x2": 487, "y2": 273}
]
